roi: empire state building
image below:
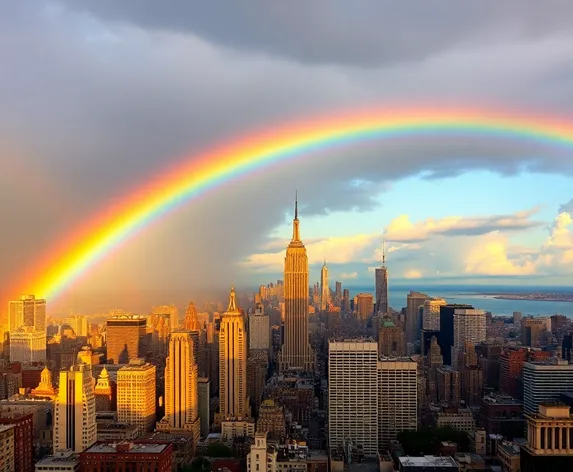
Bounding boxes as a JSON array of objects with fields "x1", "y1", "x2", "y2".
[{"x1": 278, "y1": 199, "x2": 315, "y2": 373}]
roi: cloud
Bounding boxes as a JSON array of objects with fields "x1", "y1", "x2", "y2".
[
  {"x1": 2, "y1": 2, "x2": 573, "y2": 311},
  {"x1": 404, "y1": 269, "x2": 423, "y2": 279},
  {"x1": 340, "y1": 272, "x2": 358, "y2": 280},
  {"x1": 386, "y1": 209, "x2": 541, "y2": 242},
  {"x1": 58, "y1": 1, "x2": 573, "y2": 67}
]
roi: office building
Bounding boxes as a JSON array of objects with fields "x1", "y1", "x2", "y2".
[
  {"x1": 80, "y1": 442, "x2": 173, "y2": 472},
  {"x1": 320, "y1": 261, "x2": 329, "y2": 312},
  {"x1": 197, "y1": 378, "x2": 210, "y2": 439},
  {"x1": 438, "y1": 304, "x2": 474, "y2": 366},
  {"x1": 117, "y1": 359, "x2": 156, "y2": 436},
  {"x1": 328, "y1": 340, "x2": 379, "y2": 457},
  {"x1": 64, "y1": 315, "x2": 88, "y2": 338},
  {"x1": 157, "y1": 331, "x2": 200, "y2": 443},
  {"x1": 248, "y1": 302, "x2": 270, "y2": 351},
  {"x1": 374, "y1": 245, "x2": 389, "y2": 314},
  {"x1": 152, "y1": 304, "x2": 178, "y2": 332},
  {"x1": 378, "y1": 358, "x2": 418, "y2": 449},
  {"x1": 406, "y1": 291, "x2": 430, "y2": 344},
  {"x1": 94, "y1": 367, "x2": 113, "y2": 411},
  {"x1": 219, "y1": 287, "x2": 249, "y2": 419},
  {"x1": 106, "y1": 315, "x2": 147, "y2": 364},
  {"x1": 8, "y1": 294, "x2": 46, "y2": 332},
  {"x1": 452, "y1": 308, "x2": 486, "y2": 369},
  {"x1": 378, "y1": 319, "x2": 405, "y2": 357},
  {"x1": 53, "y1": 363, "x2": 97, "y2": 453},
  {"x1": 278, "y1": 198, "x2": 314, "y2": 372},
  {"x1": 342, "y1": 289, "x2": 350, "y2": 312},
  {"x1": 521, "y1": 404, "x2": 573, "y2": 471},
  {"x1": 9, "y1": 329, "x2": 47, "y2": 363},
  {"x1": 355, "y1": 293, "x2": 374, "y2": 322},
  {"x1": 35, "y1": 452, "x2": 80, "y2": 472},
  {"x1": 522, "y1": 317, "x2": 549, "y2": 348},
  {"x1": 523, "y1": 359, "x2": 573, "y2": 416},
  {"x1": 422, "y1": 298, "x2": 446, "y2": 331},
  {"x1": 256, "y1": 399, "x2": 286, "y2": 440}
]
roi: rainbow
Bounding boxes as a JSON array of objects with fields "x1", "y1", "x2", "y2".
[{"x1": 14, "y1": 107, "x2": 573, "y2": 301}]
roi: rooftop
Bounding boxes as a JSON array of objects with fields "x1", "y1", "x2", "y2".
[
  {"x1": 497, "y1": 441, "x2": 521, "y2": 456},
  {"x1": 398, "y1": 456, "x2": 458, "y2": 468},
  {"x1": 84, "y1": 441, "x2": 169, "y2": 454},
  {"x1": 0, "y1": 424, "x2": 15, "y2": 433},
  {"x1": 97, "y1": 422, "x2": 138, "y2": 431},
  {"x1": 482, "y1": 393, "x2": 522, "y2": 405},
  {"x1": 36, "y1": 453, "x2": 79, "y2": 466}
]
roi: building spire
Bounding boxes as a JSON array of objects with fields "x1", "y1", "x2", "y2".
[
  {"x1": 227, "y1": 286, "x2": 238, "y2": 313},
  {"x1": 292, "y1": 192, "x2": 301, "y2": 241},
  {"x1": 382, "y1": 237, "x2": 386, "y2": 266}
]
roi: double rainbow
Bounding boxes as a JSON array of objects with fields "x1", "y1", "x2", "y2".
[{"x1": 14, "y1": 107, "x2": 573, "y2": 301}]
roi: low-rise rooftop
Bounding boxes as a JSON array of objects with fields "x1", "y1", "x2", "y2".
[
  {"x1": 398, "y1": 456, "x2": 458, "y2": 468},
  {"x1": 83, "y1": 441, "x2": 169, "y2": 454}
]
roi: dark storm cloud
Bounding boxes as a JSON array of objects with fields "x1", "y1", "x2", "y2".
[
  {"x1": 58, "y1": 0, "x2": 573, "y2": 67},
  {"x1": 1, "y1": 1, "x2": 573, "y2": 310}
]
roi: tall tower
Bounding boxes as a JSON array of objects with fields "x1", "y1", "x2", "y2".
[
  {"x1": 158, "y1": 332, "x2": 201, "y2": 445},
  {"x1": 219, "y1": 287, "x2": 249, "y2": 419},
  {"x1": 375, "y1": 239, "x2": 389, "y2": 314},
  {"x1": 53, "y1": 363, "x2": 97, "y2": 453},
  {"x1": 278, "y1": 197, "x2": 314, "y2": 373},
  {"x1": 320, "y1": 261, "x2": 329, "y2": 312}
]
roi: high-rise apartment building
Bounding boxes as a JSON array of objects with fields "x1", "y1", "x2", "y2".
[
  {"x1": 117, "y1": 358, "x2": 156, "y2": 437},
  {"x1": 106, "y1": 315, "x2": 147, "y2": 364},
  {"x1": 452, "y1": 309, "x2": 486, "y2": 369},
  {"x1": 53, "y1": 363, "x2": 97, "y2": 453},
  {"x1": 405, "y1": 291, "x2": 430, "y2": 344},
  {"x1": 328, "y1": 340, "x2": 379, "y2": 457},
  {"x1": 278, "y1": 199, "x2": 314, "y2": 373},
  {"x1": 158, "y1": 332, "x2": 200, "y2": 445},
  {"x1": 219, "y1": 287, "x2": 249, "y2": 419},
  {"x1": 523, "y1": 359, "x2": 573, "y2": 416},
  {"x1": 378, "y1": 358, "x2": 418, "y2": 449},
  {"x1": 8, "y1": 294, "x2": 46, "y2": 332},
  {"x1": 248, "y1": 302, "x2": 270, "y2": 351},
  {"x1": 320, "y1": 261, "x2": 329, "y2": 312},
  {"x1": 355, "y1": 293, "x2": 374, "y2": 322},
  {"x1": 375, "y1": 242, "x2": 388, "y2": 314}
]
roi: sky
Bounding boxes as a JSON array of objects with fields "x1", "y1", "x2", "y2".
[{"x1": 2, "y1": 2, "x2": 573, "y2": 312}]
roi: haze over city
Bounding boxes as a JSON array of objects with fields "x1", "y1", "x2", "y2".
[{"x1": 2, "y1": 2, "x2": 573, "y2": 313}]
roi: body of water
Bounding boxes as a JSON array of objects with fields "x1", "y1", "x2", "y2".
[{"x1": 347, "y1": 285, "x2": 573, "y2": 317}]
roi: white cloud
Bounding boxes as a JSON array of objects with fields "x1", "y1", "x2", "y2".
[{"x1": 340, "y1": 271, "x2": 358, "y2": 280}]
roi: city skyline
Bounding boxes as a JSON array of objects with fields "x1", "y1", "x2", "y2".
[{"x1": 2, "y1": 4, "x2": 573, "y2": 310}]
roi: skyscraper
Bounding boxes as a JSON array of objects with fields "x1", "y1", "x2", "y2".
[
  {"x1": 248, "y1": 301, "x2": 270, "y2": 351},
  {"x1": 8, "y1": 294, "x2": 46, "y2": 332},
  {"x1": 117, "y1": 358, "x2": 157, "y2": 436},
  {"x1": 375, "y1": 240, "x2": 388, "y2": 314},
  {"x1": 106, "y1": 314, "x2": 147, "y2": 364},
  {"x1": 378, "y1": 358, "x2": 418, "y2": 449},
  {"x1": 158, "y1": 332, "x2": 200, "y2": 444},
  {"x1": 452, "y1": 308, "x2": 486, "y2": 369},
  {"x1": 320, "y1": 261, "x2": 329, "y2": 312},
  {"x1": 328, "y1": 340, "x2": 379, "y2": 457},
  {"x1": 278, "y1": 198, "x2": 314, "y2": 373},
  {"x1": 53, "y1": 363, "x2": 97, "y2": 453},
  {"x1": 219, "y1": 287, "x2": 249, "y2": 419},
  {"x1": 406, "y1": 291, "x2": 430, "y2": 344}
]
